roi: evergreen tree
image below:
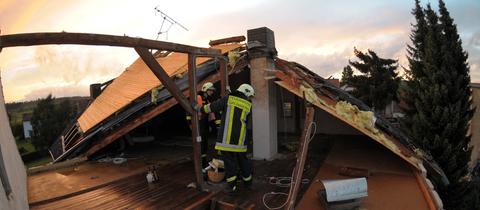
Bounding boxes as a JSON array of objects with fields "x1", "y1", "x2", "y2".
[
  {"x1": 341, "y1": 48, "x2": 400, "y2": 111},
  {"x1": 402, "y1": 0, "x2": 427, "y2": 137},
  {"x1": 31, "y1": 94, "x2": 57, "y2": 151},
  {"x1": 340, "y1": 65, "x2": 353, "y2": 86},
  {"x1": 31, "y1": 95, "x2": 76, "y2": 152},
  {"x1": 437, "y1": 0, "x2": 477, "y2": 209},
  {"x1": 401, "y1": 1, "x2": 478, "y2": 209}
]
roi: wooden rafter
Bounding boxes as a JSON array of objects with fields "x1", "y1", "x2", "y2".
[
  {"x1": 135, "y1": 47, "x2": 193, "y2": 114},
  {"x1": 0, "y1": 32, "x2": 220, "y2": 56}
]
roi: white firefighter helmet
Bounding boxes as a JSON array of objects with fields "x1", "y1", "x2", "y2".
[
  {"x1": 237, "y1": 84, "x2": 255, "y2": 98},
  {"x1": 201, "y1": 82, "x2": 215, "y2": 92}
]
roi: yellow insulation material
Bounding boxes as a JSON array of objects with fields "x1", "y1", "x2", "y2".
[
  {"x1": 334, "y1": 101, "x2": 422, "y2": 166},
  {"x1": 228, "y1": 51, "x2": 240, "y2": 67},
  {"x1": 335, "y1": 101, "x2": 377, "y2": 133},
  {"x1": 300, "y1": 83, "x2": 327, "y2": 106},
  {"x1": 150, "y1": 86, "x2": 163, "y2": 104}
]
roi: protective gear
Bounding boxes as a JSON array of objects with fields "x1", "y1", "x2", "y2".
[
  {"x1": 202, "y1": 91, "x2": 252, "y2": 152},
  {"x1": 202, "y1": 82, "x2": 216, "y2": 92},
  {"x1": 223, "y1": 151, "x2": 252, "y2": 192},
  {"x1": 202, "y1": 90, "x2": 253, "y2": 194},
  {"x1": 236, "y1": 84, "x2": 255, "y2": 98}
]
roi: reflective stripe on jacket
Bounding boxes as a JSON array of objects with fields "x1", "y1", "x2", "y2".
[{"x1": 202, "y1": 91, "x2": 251, "y2": 152}]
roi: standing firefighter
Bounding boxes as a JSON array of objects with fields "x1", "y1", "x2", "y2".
[
  {"x1": 201, "y1": 84, "x2": 255, "y2": 194},
  {"x1": 186, "y1": 82, "x2": 220, "y2": 171}
]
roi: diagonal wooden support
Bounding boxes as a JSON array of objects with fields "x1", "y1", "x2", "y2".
[
  {"x1": 285, "y1": 104, "x2": 315, "y2": 210},
  {"x1": 135, "y1": 47, "x2": 194, "y2": 115},
  {"x1": 187, "y1": 53, "x2": 205, "y2": 190},
  {"x1": 219, "y1": 58, "x2": 229, "y2": 97}
]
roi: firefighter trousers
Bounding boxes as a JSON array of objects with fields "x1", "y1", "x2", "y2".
[{"x1": 222, "y1": 151, "x2": 252, "y2": 187}]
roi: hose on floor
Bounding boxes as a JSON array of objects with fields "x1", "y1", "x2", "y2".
[{"x1": 262, "y1": 122, "x2": 316, "y2": 210}]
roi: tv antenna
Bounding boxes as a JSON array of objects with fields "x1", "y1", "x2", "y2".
[{"x1": 154, "y1": 7, "x2": 189, "y2": 40}]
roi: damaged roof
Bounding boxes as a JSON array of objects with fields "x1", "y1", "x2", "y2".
[
  {"x1": 78, "y1": 44, "x2": 242, "y2": 132},
  {"x1": 273, "y1": 58, "x2": 448, "y2": 185},
  {"x1": 49, "y1": 34, "x2": 447, "y2": 186}
]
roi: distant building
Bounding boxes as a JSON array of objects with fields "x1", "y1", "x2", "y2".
[
  {"x1": 22, "y1": 113, "x2": 33, "y2": 139},
  {"x1": 470, "y1": 83, "x2": 480, "y2": 169}
]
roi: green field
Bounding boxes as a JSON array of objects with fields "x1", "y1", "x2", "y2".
[{"x1": 26, "y1": 156, "x2": 52, "y2": 168}]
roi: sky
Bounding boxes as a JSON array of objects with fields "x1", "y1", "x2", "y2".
[{"x1": 0, "y1": 0, "x2": 479, "y2": 103}]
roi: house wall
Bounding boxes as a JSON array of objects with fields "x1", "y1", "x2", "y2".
[
  {"x1": 0, "y1": 77, "x2": 29, "y2": 210},
  {"x1": 313, "y1": 108, "x2": 363, "y2": 135},
  {"x1": 23, "y1": 121, "x2": 32, "y2": 139},
  {"x1": 276, "y1": 86, "x2": 361, "y2": 136},
  {"x1": 470, "y1": 86, "x2": 480, "y2": 168},
  {"x1": 276, "y1": 86, "x2": 298, "y2": 134}
]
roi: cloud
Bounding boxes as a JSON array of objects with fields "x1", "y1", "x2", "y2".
[
  {"x1": 23, "y1": 84, "x2": 90, "y2": 100},
  {"x1": 1, "y1": 0, "x2": 479, "y2": 101},
  {"x1": 1, "y1": 45, "x2": 133, "y2": 101}
]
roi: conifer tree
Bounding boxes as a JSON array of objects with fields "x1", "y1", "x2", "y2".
[
  {"x1": 341, "y1": 48, "x2": 400, "y2": 112},
  {"x1": 401, "y1": 1, "x2": 478, "y2": 209},
  {"x1": 340, "y1": 65, "x2": 353, "y2": 86}
]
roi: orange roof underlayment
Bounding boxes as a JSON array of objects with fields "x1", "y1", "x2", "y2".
[
  {"x1": 77, "y1": 44, "x2": 242, "y2": 132},
  {"x1": 296, "y1": 139, "x2": 435, "y2": 210}
]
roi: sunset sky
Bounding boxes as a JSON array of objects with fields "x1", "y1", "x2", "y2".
[{"x1": 1, "y1": 0, "x2": 479, "y2": 102}]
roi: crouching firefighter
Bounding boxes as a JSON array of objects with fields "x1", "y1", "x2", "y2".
[
  {"x1": 200, "y1": 84, "x2": 255, "y2": 194},
  {"x1": 186, "y1": 82, "x2": 221, "y2": 171}
]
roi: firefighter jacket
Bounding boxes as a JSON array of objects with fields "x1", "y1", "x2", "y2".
[
  {"x1": 202, "y1": 91, "x2": 252, "y2": 153},
  {"x1": 186, "y1": 92, "x2": 221, "y2": 126}
]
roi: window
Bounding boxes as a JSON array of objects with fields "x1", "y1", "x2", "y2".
[
  {"x1": 0, "y1": 146, "x2": 12, "y2": 198},
  {"x1": 283, "y1": 102, "x2": 293, "y2": 117}
]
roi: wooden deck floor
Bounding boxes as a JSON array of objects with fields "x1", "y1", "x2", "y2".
[
  {"x1": 31, "y1": 162, "x2": 208, "y2": 210},
  {"x1": 28, "y1": 136, "x2": 330, "y2": 209}
]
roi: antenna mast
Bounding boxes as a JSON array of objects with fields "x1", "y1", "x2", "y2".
[{"x1": 154, "y1": 7, "x2": 189, "y2": 40}]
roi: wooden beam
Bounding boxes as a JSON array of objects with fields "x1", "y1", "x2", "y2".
[
  {"x1": 219, "y1": 58, "x2": 229, "y2": 96},
  {"x1": 182, "y1": 191, "x2": 220, "y2": 210},
  {"x1": 135, "y1": 47, "x2": 194, "y2": 115},
  {"x1": 188, "y1": 53, "x2": 205, "y2": 189},
  {"x1": 209, "y1": 35, "x2": 246, "y2": 46},
  {"x1": 285, "y1": 105, "x2": 315, "y2": 210},
  {"x1": 0, "y1": 32, "x2": 221, "y2": 56}
]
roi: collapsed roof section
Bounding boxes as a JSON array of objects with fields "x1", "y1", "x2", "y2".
[
  {"x1": 78, "y1": 44, "x2": 242, "y2": 133},
  {"x1": 273, "y1": 58, "x2": 449, "y2": 185},
  {"x1": 49, "y1": 41, "x2": 245, "y2": 162}
]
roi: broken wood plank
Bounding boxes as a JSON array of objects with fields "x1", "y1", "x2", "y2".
[
  {"x1": 285, "y1": 105, "x2": 315, "y2": 210},
  {"x1": 0, "y1": 32, "x2": 221, "y2": 56}
]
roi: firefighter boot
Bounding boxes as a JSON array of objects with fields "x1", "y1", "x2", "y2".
[
  {"x1": 243, "y1": 175, "x2": 253, "y2": 191},
  {"x1": 224, "y1": 177, "x2": 238, "y2": 196}
]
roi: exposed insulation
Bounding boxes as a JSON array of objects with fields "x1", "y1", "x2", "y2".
[
  {"x1": 334, "y1": 101, "x2": 421, "y2": 166},
  {"x1": 275, "y1": 80, "x2": 421, "y2": 169},
  {"x1": 228, "y1": 51, "x2": 240, "y2": 67},
  {"x1": 335, "y1": 101, "x2": 377, "y2": 133},
  {"x1": 300, "y1": 83, "x2": 327, "y2": 106}
]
